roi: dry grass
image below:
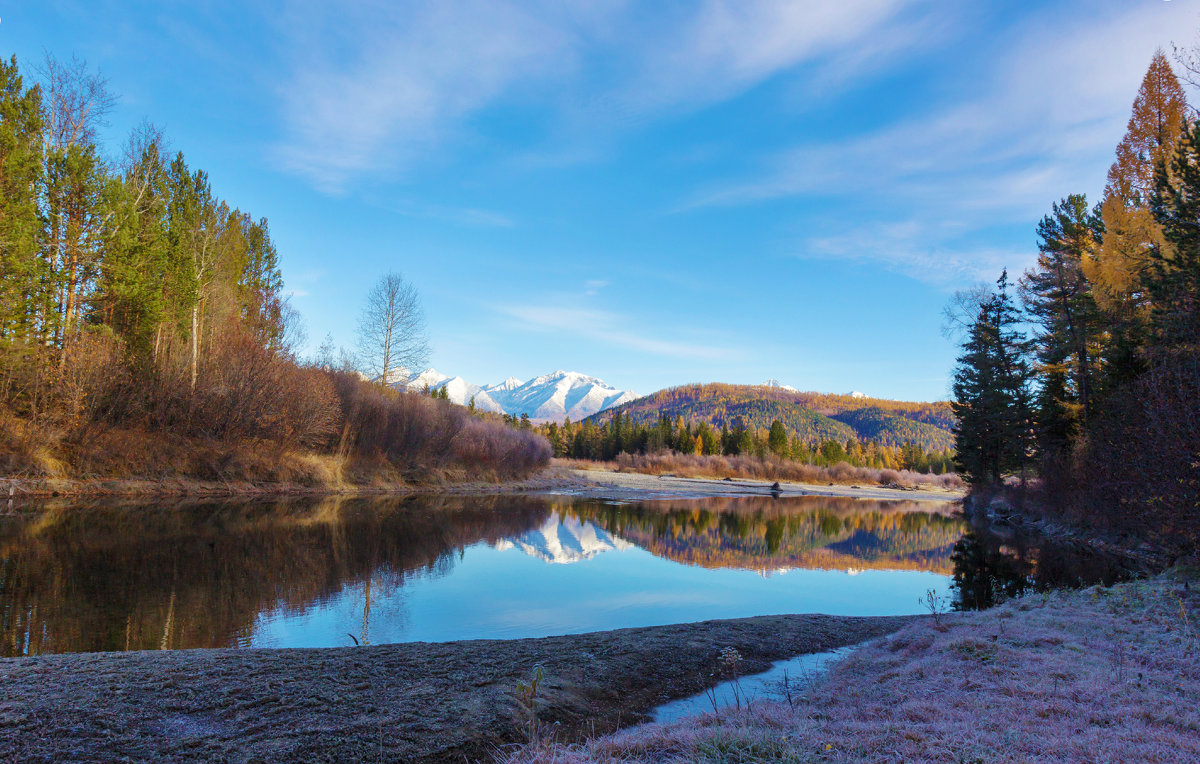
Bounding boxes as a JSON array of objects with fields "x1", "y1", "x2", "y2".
[
  {"x1": 508, "y1": 571, "x2": 1200, "y2": 763},
  {"x1": 563, "y1": 453, "x2": 963, "y2": 491}
]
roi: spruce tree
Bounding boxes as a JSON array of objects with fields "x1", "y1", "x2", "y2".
[
  {"x1": 951, "y1": 271, "x2": 1034, "y2": 486},
  {"x1": 0, "y1": 57, "x2": 46, "y2": 358},
  {"x1": 767, "y1": 419, "x2": 788, "y2": 457},
  {"x1": 1020, "y1": 194, "x2": 1103, "y2": 450},
  {"x1": 1148, "y1": 119, "x2": 1200, "y2": 353}
]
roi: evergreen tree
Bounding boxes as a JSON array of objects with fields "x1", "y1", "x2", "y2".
[
  {"x1": 1020, "y1": 194, "x2": 1104, "y2": 450},
  {"x1": 0, "y1": 57, "x2": 46, "y2": 365},
  {"x1": 951, "y1": 271, "x2": 1035, "y2": 486},
  {"x1": 101, "y1": 128, "x2": 172, "y2": 355},
  {"x1": 1148, "y1": 119, "x2": 1200, "y2": 353},
  {"x1": 767, "y1": 419, "x2": 788, "y2": 457}
]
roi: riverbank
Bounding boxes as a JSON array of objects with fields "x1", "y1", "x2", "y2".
[
  {"x1": 3, "y1": 460, "x2": 962, "y2": 504},
  {"x1": 0, "y1": 464, "x2": 592, "y2": 503},
  {"x1": 508, "y1": 571, "x2": 1200, "y2": 763},
  {"x1": 0, "y1": 614, "x2": 910, "y2": 762},
  {"x1": 562, "y1": 466, "x2": 964, "y2": 504}
]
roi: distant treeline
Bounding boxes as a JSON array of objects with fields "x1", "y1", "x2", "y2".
[
  {"x1": 0, "y1": 54, "x2": 549, "y2": 483},
  {"x1": 538, "y1": 411, "x2": 956, "y2": 475},
  {"x1": 951, "y1": 52, "x2": 1199, "y2": 550}
]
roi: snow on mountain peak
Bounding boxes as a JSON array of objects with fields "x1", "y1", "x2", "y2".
[
  {"x1": 495, "y1": 512, "x2": 633, "y2": 564},
  {"x1": 390, "y1": 368, "x2": 636, "y2": 422},
  {"x1": 763, "y1": 379, "x2": 799, "y2": 392}
]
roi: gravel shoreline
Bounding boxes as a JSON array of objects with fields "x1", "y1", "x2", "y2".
[
  {"x1": 562, "y1": 467, "x2": 964, "y2": 504},
  {"x1": 0, "y1": 614, "x2": 913, "y2": 762}
]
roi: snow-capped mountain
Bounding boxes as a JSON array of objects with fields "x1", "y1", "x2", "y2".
[
  {"x1": 393, "y1": 369, "x2": 637, "y2": 423},
  {"x1": 762, "y1": 379, "x2": 799, "y2": 392},
  {"x1": 488, "y1": 371, "x2": 638, "y2": 423},
  {"x1": 494, "y1": 512, "x2": 633, "y2": 564}
]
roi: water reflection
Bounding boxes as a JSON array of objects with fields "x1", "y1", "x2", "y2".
[
  {"x1": 950, "y1": 527, "x2": 1133, "y2": 610},
  {"x1": 1, "y1": 494, "x2": 966, "y2": 655}
]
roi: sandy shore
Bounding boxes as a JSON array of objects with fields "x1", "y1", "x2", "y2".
[
  {"x1": 560, "y1": 467, "x2": 964, "y2": 504},
  {"x1": 0, "y1": 614, "x2": 911, "y2": 762}
]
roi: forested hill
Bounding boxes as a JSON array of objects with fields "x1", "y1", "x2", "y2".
[{"x1": 586, "y1": 384, "x2": 955, "y2": 452}]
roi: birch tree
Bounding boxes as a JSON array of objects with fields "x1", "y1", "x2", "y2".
[{"x1": 355, "y1": 272, "x2": 430, "y2": 386}]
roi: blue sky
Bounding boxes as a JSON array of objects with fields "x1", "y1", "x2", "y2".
[{"x1": 8, "y1": 1, "x2": 1199, "y2": 400}]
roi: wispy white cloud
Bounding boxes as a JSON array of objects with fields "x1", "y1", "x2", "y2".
[
  {"x1": 584, "y1": 279, "x2": 609, "y2": 295},
  {"x1": 495, "y1": 303, "x2": 740, "y2": 361},
  {"x1": 269, "y1": 0, "x2": 933, "y2": 190},
  {"x1": 622, "y1": 0, "x2": 923, "y2": 112},
  {"x1": 803, "y1": 221, "x2": 1030, "y2": 284},
  {"x1": 271, "y1": 1, "x2": 582, "y2": 191},
  {"x1": 683, "y1": 2, "x2": 1193, "y2": 281}
]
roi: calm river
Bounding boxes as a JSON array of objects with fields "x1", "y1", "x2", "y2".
[{"x1": 0, "y1": 493, "x2": 1117, "y2": 656}]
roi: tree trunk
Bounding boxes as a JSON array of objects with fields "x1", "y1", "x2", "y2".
[{"x1": 190, "y1": 303, "x2": 199, "y2": 391}]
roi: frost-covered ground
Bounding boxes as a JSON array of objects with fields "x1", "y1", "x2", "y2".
[{"x1": 510, "y1": 572, "x2": 1200, "y2": 763}]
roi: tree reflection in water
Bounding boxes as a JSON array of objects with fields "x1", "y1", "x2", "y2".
[
  {"x1": 7, "y1": 494, "x2": 1120, "y2": 655},
  {"x1": 950, "y1": 527, "x2": 1134, "y2": 611}
]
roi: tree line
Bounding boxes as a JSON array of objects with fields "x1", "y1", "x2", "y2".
[
  {"x1": 0, "y1": 53, "x2": 550, "y2": 483},
  {"x1": 951, "y1": 51, "x2": 1199, "y2": 547},
  {"x1": 0, "y1": 54, "x2": 288, "y2": 409},
  {"x1": 538, "y1": 412, "x2": 956, "y2": 474}
]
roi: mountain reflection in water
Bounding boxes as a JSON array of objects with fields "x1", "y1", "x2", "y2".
[{"x1": 1, "y1": 494, "x2": 967, "y2": 655}]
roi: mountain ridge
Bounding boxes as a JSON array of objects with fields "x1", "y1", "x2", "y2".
[{"x1": 395, "y1": 369, "x2": 637, "y2": 423}]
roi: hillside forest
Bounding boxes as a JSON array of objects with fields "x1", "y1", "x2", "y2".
[
  {"x1": 535, "y1": 384, "x2": 956, "y2": 475},
  {"x1": 0, "y1": 54, "x2": 550, "y2": 485}
]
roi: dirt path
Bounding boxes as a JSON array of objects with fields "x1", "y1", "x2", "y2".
[
  {"x1": 0, "y1": 614, "x2": 912, "y2": 762},
  {"x1": 562, "y1": 468, "x2": 964, "y2": 504}
]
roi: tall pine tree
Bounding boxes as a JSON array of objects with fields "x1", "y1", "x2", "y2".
[
  {"x1": 1147, "y1": 119, "x2": 1200, "y2": 354},
  {"x1": 1020, "y1": 194, "x2": 1104, "y2": 454},
  {"x1": 952, "y1": 271, "x2": 1034, "y2": 486}
]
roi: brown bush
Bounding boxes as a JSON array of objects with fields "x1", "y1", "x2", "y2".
[
  {"x1": 1, "y1": 330, "x2": 551, "y2": 485},
  {"x1": 329, "y1": 371, "x2": 551, "y2": 478},
  {"x1": 56, "y1": 329, "x2": 125, "y2": 427},
  {"x1": 100, "y1": 324, "x2": 340, "y2": 450},
  {"x1": 450, "y1": 416, "x2": 552, "y2": 478}
]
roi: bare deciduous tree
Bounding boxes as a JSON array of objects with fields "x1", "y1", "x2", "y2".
[
  {"x1": 355, "y1": 272, "x2": 430, "y2": 386},
  {"x1": 38, "y1": 54, "x2": 116, "y2": 150},
  {"x1": 941, "y1": 284, "x2": 992, "y2": 342}
]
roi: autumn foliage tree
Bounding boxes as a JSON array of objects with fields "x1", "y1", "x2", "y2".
[{"x1": 1086, "y1": 50, "x2": 1189, "y2": 381}]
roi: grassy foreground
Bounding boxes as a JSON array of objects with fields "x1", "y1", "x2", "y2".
[{"x1": 509, "y1": 572, "x2": 1200, "y2": 763}]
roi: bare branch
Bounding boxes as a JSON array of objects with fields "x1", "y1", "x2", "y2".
[
  {"x1": 355, "y1": 272, "x2": 430, "y2": 385},
  {"x1": 941, "y1": 283, "x2": 991, "y2": 342},
  {"x1": 37, "y1": 54, "x2": 116, "y2": 150}
]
